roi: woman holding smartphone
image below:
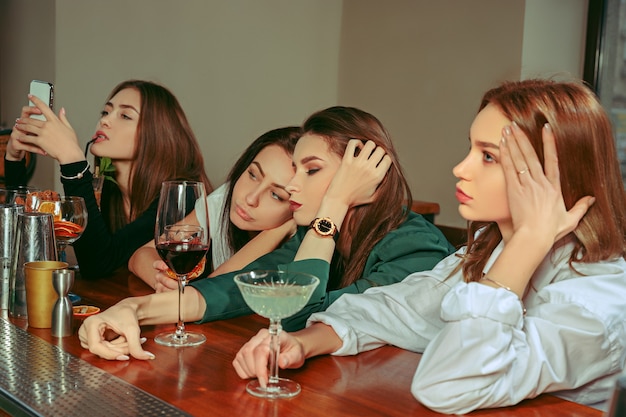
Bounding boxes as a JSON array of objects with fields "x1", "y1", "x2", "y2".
[{"x1": 6, "y1": 79, "x2": 212, "y2": 278}]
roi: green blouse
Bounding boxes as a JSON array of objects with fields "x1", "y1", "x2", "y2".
[{"x1": 189, "y1": 211, "x2": 456, "y2": 331}]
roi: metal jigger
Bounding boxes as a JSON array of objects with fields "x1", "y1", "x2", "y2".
[{"x1": 51, "y1": 269, "x2": 74, "y2": 337}]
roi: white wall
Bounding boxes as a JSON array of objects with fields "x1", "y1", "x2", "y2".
[
  {"x1": 1, "y1": 0, "x2": 589, "y2": 227},
  {"x1": 521, "y1": 0, "x2": 588, "y2": 80}
]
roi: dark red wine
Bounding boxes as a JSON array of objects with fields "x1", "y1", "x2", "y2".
[{"x1": 156, "y1": 242, "x2": 209, "y2": 275}]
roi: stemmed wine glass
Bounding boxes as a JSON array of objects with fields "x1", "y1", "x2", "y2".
[
  {"x1": 27, "y1": 195, "x2": 87, "y2": 263},
  {"x1": 234, "y1": 270, "x2": 320, "y2": 398},
  {"x1": 154, "y1": 180, "x2": 209, "y2": 347}
]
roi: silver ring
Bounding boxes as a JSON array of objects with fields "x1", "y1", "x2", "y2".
[{"x1": 517, "y1": 168, "x2": 528, "y2": 175}]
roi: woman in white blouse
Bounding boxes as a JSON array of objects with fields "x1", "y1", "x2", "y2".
[{"x1": 233, "y1": 79, "x2": 626, "y2": 414}]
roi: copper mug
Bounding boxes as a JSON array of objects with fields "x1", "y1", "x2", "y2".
[{"x1": 24, "y1": 261, "x2": 68, "y2": 328}]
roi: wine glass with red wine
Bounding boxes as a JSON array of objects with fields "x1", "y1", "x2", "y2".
[{"x1": 154, "y1": 180, "x2": 209, "y2": 347}]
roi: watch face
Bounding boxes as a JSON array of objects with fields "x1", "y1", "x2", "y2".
[{"x1": 318, "y1": 219, "x2": 333, "y2": 234}]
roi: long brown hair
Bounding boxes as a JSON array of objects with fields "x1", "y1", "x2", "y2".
[
  {"x1": 303, "y1": 106, "x2": 412, "y2": 288},
  {"x1": 221, "y1": 126, "x2": 302, "y2": 253},
  {"x1": 100, "y1": 80, "x2": 212, "y2": 231},
  {"x1": 461, "y1": 79, "x2": 626, "y2": 282}
]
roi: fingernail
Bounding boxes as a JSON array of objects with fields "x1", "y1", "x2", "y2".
[
  {"x1": 140, "y1": 337, "x2": 147, "y2": 344},
  {"x1": 116, "y1": 355, "x2": 130, "y2": 361},
  {"x1": 145, "y1": 351, "x2": 155, "y2": 360},
  {"x1": 503, "y1": 126, "x2": 512, "y2": 135},
  {"x1": 544, "y1": 123, "x2": 551, "y2": 131},
  {"x1": 501, "y1": 136, "x2": 506, "y2": 145}
]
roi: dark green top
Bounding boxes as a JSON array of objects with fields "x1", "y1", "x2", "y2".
[{"x1": 189, "y1": 211, "x2": 455, "y2": 331}]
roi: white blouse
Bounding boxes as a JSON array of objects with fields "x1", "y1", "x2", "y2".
[
  {"x1": 194, "y1": 183, "x2": 231, "y2": 269},
  {"x1": 308, "y1": 242, "x2": 626, "y2": 414}
]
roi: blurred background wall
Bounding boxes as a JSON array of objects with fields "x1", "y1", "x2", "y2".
[{"x1": 0, "y1": 0, "x2": 588, "y2": 227}]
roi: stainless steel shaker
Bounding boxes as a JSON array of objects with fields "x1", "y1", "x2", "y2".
[
  {"x1": 0, "y1": 204, "x2": 24, "y2": 310},
  {"x1": 9, "y1": 212, "x2": 58, "y2": 318},
  {"x1": 51, "y1": 269, "x2": 74, "y2": 337}
]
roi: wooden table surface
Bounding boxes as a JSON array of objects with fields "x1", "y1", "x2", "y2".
[{"x1": 3, "y1": 266, "x2": 602, "y2": 417}]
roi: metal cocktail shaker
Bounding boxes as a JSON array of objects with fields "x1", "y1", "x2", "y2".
[
  {"x1": 9, "y1": 212, "x2": 57, "y2": 318},
  {"x1": 0, "y1": 204, "x2": 24, "y2": 310}
]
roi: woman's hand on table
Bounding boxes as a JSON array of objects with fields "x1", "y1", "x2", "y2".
[
  {"x1": 233, "y1": 328, "x2": 306, "y2": 386},
  {"x1": 78, "y1": 303, "x2": 156, "y2": 361}
]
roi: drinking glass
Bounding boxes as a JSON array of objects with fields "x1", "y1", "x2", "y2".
[
  {"x1": 234, "y1": 270, "x2": 320, "y2": 398},
  {"x1": 27, "y1": 195, "x2": 88, "y2": 263},
  {"x1": 5, "y1": 186, "x2": 39, "y2": 206},
  {"x1": 154, "y1": 181, "x2": 209, "y2": 347},
  {"x1": 92, "y1": 173, "x2": 105, "y2": 208}
]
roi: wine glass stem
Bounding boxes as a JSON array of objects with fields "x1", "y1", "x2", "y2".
[
  {"x1": 175, "y1": 275, "x2": 188, "y2": 339},
  {"x1": 268, "y1": 318, "x2": 282, "y2": 386}
]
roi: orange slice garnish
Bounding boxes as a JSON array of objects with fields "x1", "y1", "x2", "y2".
[{"x1": 38, "y1": 201, "x2": 62, "y2": 221}]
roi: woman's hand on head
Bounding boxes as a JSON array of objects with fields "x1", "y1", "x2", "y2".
[
  {"x1": 232, "y1": 328, "x2": 306, "y2": 386},
  {"x1": 501, "y1": 122, "x2": 595, "y2": 243},
  {"x1": 324, "y1": 139, "x2": 392, "y2": 208},
  {"x1": 152, "y1": 260, "x2": 179, "y2": 293},
  {"x1": 77, "y1": 303, "x2": 155, "y2": 361},
  {"x1": 12, "y1": 95, "x2": 85, "y2": 164}
]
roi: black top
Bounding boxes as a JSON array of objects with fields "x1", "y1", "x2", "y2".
[{"x1": 4, "y1": 157, "x2": 157, "y2": 278}]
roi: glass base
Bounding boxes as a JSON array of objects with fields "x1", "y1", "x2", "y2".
[
  {"x1": 154, "y1": 331, "x2": 206, "y2": 347},
  {"x1": 246, "y1": 378, "x2": 301, "y2": 399}
]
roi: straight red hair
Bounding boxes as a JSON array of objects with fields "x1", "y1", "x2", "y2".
[{"x1": 461, "y1": 79, "x2": 626, "y2": 282}]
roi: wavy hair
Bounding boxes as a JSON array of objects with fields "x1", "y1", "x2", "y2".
[
  {"x1": 220, "y1": 126, "x2": 302, "y2": 253},
  {"x1": 99, "y1": 80, "x2": 212, "y2": 231},
  {"x1": 461, "y1": 79, "x2": 626, "y2": 282},
  {"x1": 303, "y1": 106, "x2": 412, "y2": 288}
]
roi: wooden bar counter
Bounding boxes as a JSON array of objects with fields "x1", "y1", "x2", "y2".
[{"x1": 1, "y1": 266, "x2": 602, "y2": 417}]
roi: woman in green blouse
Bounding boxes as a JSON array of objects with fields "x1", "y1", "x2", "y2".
[{"x1": 78, "y1": 106, "x2": 455, "y2": 361}]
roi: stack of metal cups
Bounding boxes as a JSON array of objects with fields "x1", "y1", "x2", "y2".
[
  {"x1": 0, "y1": 204, "x2": 24, "y2": 310},
  {"x1": 9, "y1": 211, "x2": 58, "y2": 318}
]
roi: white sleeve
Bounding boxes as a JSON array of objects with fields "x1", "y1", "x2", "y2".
[
  {"x1": 201, "y1": 183, "x2": 231, "y2": 269},
  {"x1": 412, "y1": 262, "x2": 626, "y2": 415},
  {"x1": 307, "y1": 252, "x2": 464, "y2": 355}
]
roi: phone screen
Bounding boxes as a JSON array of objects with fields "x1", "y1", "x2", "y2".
[{"x1": 29, "y1": 80, "x2": 54, "y2": 121}]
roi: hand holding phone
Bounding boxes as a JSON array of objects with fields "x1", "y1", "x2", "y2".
[{"x1": 29, "y1": 80, "x2": 54, "y2": 121}]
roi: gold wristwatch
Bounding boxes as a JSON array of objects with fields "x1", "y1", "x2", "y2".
[{"x1": 309, "y1": 217, "x2": 339, "y2": 239}]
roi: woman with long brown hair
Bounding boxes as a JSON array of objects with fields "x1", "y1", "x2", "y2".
[
  {"x1": 233, "y1": 79, "x2": 626, "y2": 414},
  {"x1": 77, "y1": 105, "x2": 454, "y2": 360},
  {"x1": 6, "y1": 79, "x2": 212, "y2": 278}
]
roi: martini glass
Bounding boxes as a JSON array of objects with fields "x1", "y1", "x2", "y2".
[{"x1": 234, "y1": 270, "x2": 319, "y2": 398}]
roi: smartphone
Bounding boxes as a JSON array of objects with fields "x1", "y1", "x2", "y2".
[{"x1": 29, "y1": 80, "x2": 54, "y2": 121}]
